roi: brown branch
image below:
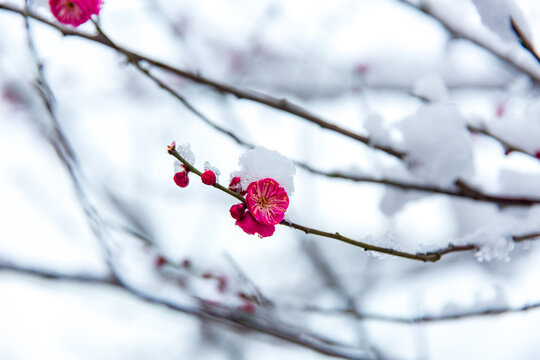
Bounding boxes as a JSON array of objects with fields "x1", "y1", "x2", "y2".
[
  {"x1": 0, "y1": 262, "x2": 120, "y2": 285},
  {"x1": 396, "y1": 0, "x2": 540, "y2": 82},
  {"x1": 169, "y1": 148, "x2": 540, "y2": 262},
  {"x1": 511, "y1": 17, "x2": 540, "y2": 65},
  {"x1": 467, "y1": 124, "x2": 536, "y2": 158},
  {"x1": 11, "y1": 4, "x2": 538, "y2": 211},
  {"x1": 97, "y1": 38, "x2": 540, "y2": 209},
  {"x1": 88, "y1": 20, "x2": 540, "y2": 209},
  {"x1": 135, "y1": 66, "x2": 540, "y2": 207},
  {"x1": 6, "y1": 259, "x2": 540, "y2": 327},
  {"x1": 297, "y1": 162, "x2": 540, "y2": 207},
  {"x1": 292, "y1": 300, "x2": 540, "y2": 324},
  {"x1": 124, "y1": 61, "x2": 540, "y2": 207},
  {"x1": 2, "y1": 259, "x2": 372, "y2": 360},
  {"x1": 0, "y1": 3, "x2": 404, "y2": 159},
  {"x1": 12, "y1": 12, "x2": 373, "y2": 358}
]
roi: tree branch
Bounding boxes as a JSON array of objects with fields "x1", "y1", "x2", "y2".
[
  {"x1": 0, "y1": 262, "x2": 120, "y2": 285},
  {"x1": 396, "y1": 0, "x2": 540, "y2": 82},
  {"x1": 0, "y1": 3, "x2": 404, "y2": 159},
  {"x1": 12, "y1": 12, "x2": 374, "y2": 359},
  {"x1": 467, "y1": 124, "x2": 536, "y2": 158},
  {"x1": 291, "y1": 301, "x2": 540, "y2": 324},
  {"x1": 168, "y1": 147, "x2": 540, "y2": 262}
]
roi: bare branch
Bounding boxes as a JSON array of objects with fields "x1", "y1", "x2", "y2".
[
  {"x1": 467, "y1": 124, "x2": 536, "y2": 158},
  {"x1": 293, "y1": 301, "x2": 540, "y2": 324},
  {"x1": 0, "y1": 262, "x2": 120, "y2": 285},
  {"x1": 169, "y1": 147, "x2": 540, "y2": 262},
  {"x1": 0, "y1": 3, "x2": 403, "y2": 159},
  {"x1": 396, "y1": 0, "x2": 540, "y2": 82}
]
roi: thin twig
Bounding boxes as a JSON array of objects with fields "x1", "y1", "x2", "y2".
[
  {"x1": 90, "y1": 15, "x2": 540, "y2": 209},
  {"x1": 467, "y1": 124, "x2": 536, "y2": 158},
  {"x1": 2, "y1": 259, "x2": 373, "y2": 359},
  {"x1": 289, "y1": 301, "x2": 540, "y2": 324},
  {"x1": 224, "y1": 253, "x2": 273, "y2": 308},
  {"x1": 168, "y1": 148, "x2": 540, "y2": 262},
  {"x1": 95, "y1": 35, "x2": 540, "y2": 208},
  {"x1": 0, "y1": 262, "x2": 120, "y2": 285},
  {"x1": 132, "y1": 59, "x2": 540, "y2": 207},
  {"x1": 11, "y1": 5, "x2": 539, "y2": 211},
  {"x1": 0, "y1": 3, "x2": 403, "y2": 159},
  {"x1": 396, "y1": 0, "x2": 540, "y2": 82},
  {"x1": 14, "y1": 11, "x2": 375, "y2": 359},
  {"x1": 6, "y1": 260, "x2": 540, "y2": 326}
]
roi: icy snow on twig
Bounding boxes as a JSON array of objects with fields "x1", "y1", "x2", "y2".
[{"x1": 176, "y1": 143, "x2": 196, "y2": 165}]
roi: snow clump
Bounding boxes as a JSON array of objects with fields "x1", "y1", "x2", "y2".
[
  {"x1": 399, "y1": 104, "x2": 473, "y2": 187},
  {"x1": 471, "y1": 0, "x2": 532, "y2": 43},
  {"x1": 233, "y1": 147, "x2": 296, "y2": 195},
  {"x1": 411, "y1": 73, "x2": 448, "y2": 102},
  {"x1": 176, "y1": 143, "x2": 196, "y2": 164}
]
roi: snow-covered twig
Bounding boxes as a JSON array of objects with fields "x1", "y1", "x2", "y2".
[
  {"x1": 0, "y1": 3, "x2": 403, "y2": 159},
  {"x1": 0, "y1": 261, "x2": 119, "y2": 285},
  {"x1": 396, "y1": 0, "x2": 540, "y2": 82},
  {"x1": 288, "y1": 300, "x2": 540, "y2": 324},
  {"x1": 466, "y1": 124, "x2": 535, "y2": 158},
  {"x1": 168, "y1": 147, "x2": 540, "y2": 262},
  {"x1": 11, "y1": 4, "x2": 539, "y2": 213}
]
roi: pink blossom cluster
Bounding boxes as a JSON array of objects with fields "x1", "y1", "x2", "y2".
[
  {"x1": 229, "y1": 177, "x2": 289, "y2": 238},
  {"x1": 49, "y1": 0, "x2": 102, "y2": 27},
  {"x1": 169, "y1": 142, "x2": 289, "y2": 238}
]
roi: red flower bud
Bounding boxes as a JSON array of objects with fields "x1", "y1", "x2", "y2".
[
  {"x1": 228, "y1": 176, "x2": 245, "y2": 194},
  {"x1": 238, "y1": 300, "x2": 256, "y2": 313},
  {"x1": 155, "y1": 255, "x2": 167, "y2": 267},
  {"x1": 216, "y1": 275, "x2": 227, "y2": 293},
  {"x1": 229, "y1": 203, "x2": 246, "y2": 220},
  {"x1": 201, "y1": 170, "x2": 217, "y2": 185},
  {"x1": 167, "y1": 141, "x2": 176, "y2": 152},
  {"x1": 174, "y1": 171, "x2": 189, "y2": 188}
]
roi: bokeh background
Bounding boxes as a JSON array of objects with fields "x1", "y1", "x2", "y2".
[{"x1": 2, "y1": 0, "x2": 540, "y2": 358}]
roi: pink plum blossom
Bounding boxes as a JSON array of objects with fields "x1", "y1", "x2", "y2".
[
  {"x1": 49, "y1": 0, "x2": 102, "y2": 27},
  {"x1": 235, "y1": 211, "x2": 275, "y2": 238},
  {"x1": 229, "y1": 203, "x2": 275, "y2": 238},
  {"x1": 245, "y1": 178, "x2": 289, "y2": 225}
]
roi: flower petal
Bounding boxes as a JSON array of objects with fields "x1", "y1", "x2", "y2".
[
  {"x1": 246, "y1": 178, "x2": 289, "y2": 225},
  {"x1": 235, "y1": 212, "x2": 275, "y2": 237}
]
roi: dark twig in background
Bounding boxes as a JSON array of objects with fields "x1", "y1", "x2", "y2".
[{"x1": 396, "y1": 0, "x2": 540, "y2": 82}]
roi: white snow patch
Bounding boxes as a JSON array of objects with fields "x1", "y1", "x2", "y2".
[
  {"x1": 489, "y1": 97, "x2": 540, "y2": 154},
  {"x1": 411, "y1": 73, "x2": 448, "y2": 102},
  {"x1": 471, "y1": 0, "x2": 532, "y2": 43},
  {"x1": 499, "y1": 170, "x2": 540, "y2": 198},
  {"x1": 365, "y1": 114, "x2": 391, "y2": 146},
  {"x1": 380, "y1": 187, "x2": 427, "y2": 216},
  {"x1": 399, "y1": 104, "x2": 473, "y2": 187},
  {"x1": 176, "y1": 143, "x2": 196, "y2": 165},
  {"x1": 173, "y1": 160, "x2": 184, "y2": 174},
  {"x1": 455, "y1": 217, "x2": 522, "y2": 262},
  {"x1": 365, "y1": 231, "x2": 399, "y2": 260},
  {"x1": 234, "y1": 147, "x2": 296, "y2": 195}
]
